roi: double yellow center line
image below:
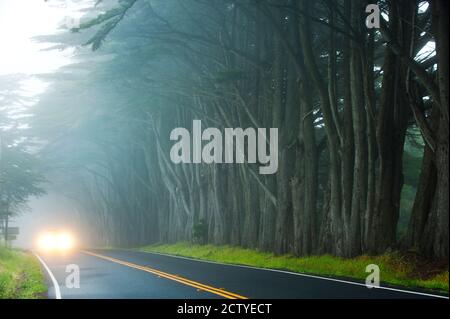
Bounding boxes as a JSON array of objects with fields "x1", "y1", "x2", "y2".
[{"x1": 82, "y1": 250, "x2": 247, "y2": 299}]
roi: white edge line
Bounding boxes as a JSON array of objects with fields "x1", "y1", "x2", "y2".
[
  {"x1": 33, "y1": 252, "x2": 62, "y2": 300},
  {"x1": 132, "y1": 249, "x2": 449, "y2": 300}
]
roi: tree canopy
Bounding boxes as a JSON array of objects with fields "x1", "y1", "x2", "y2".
[{"x1": 6, "y1": 0, "x2": 447, "y2": 260}]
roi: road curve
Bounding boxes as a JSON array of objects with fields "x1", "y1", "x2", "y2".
[{"x1": 35, "y1": 249, "x2": 448, "y2": 299}]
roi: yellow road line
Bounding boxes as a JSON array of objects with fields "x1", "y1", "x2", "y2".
[{"x1": 82, "y1": 250, "x2": 247, "y2": 299}]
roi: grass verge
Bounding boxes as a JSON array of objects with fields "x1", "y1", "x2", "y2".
[
  {"x1": 0, "y1": 247, "x2": 46, "y2": 299},
  {"x1": 139, "y1": 242, "x2": 448, "y2": 294}
]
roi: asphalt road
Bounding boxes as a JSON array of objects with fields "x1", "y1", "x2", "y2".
[{"x1": 35, "y1": 249, "x2": 448, "y2": 299}]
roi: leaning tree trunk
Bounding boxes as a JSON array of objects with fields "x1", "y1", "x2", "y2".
[{"x1": 404, "y1": 0, "x2": 448, "y2": 260}]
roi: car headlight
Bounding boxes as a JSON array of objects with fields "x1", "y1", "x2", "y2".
[{"x1": 37, "y1": 231, "x2": 75, "y2": 253}]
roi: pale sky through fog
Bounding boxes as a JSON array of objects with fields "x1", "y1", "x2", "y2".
[
  {"x1": 0, "y1": 1, "x2": 67, "y2": 73},
  {"x1": 0, "y1": 0, "x2": 78, "y2": 119}
]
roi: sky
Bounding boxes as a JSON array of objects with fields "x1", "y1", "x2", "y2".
[
  {"x1": 0, "y1": 0, "x2": 80, "y2": 124},
  {"x1": 0, "y1": 0, "x2": 78, "y2": 78}
]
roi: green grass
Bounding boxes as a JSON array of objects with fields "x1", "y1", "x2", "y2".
[
  {"x1": 139, "y1": 242, "x2": 449, "y2": 294},
  {"x1": 0, "y1": 247, "x2": 47, "y2": 299}
]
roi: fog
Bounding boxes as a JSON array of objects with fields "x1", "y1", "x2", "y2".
[{"x1": 12, "y1": 192, "x2": 89, "y2": 249}]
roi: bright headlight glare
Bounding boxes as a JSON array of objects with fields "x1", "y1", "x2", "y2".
[
  {"x1": 37, "y1": 231, "x2": 75, "y2": 252},
  {"x1": 56, "y1": 232, "x2": 73, "y2": 250},
  {"x1": 38, "y1": 233, "x2": 56, "y2": 251}
]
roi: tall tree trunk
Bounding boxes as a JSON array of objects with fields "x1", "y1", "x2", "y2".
[
  {"x1": 429, "y1": 0, "x2": 449, "y2": 259},
  {"x1": 371, "y1": 0, "x2": 412, "y2": 253},
  {"x1": 348, "y1": 0, "x2": 367, "y2": 257},
  {"x1": 298, "y1": 0, "x2": 343, "y2": 256}
]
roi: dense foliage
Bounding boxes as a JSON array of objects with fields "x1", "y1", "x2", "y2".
[{"x1": 29, "y1": 0, "x2": 448, "y2": 260}]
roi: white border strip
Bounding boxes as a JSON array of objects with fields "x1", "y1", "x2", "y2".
[
  {"x1": 134, "y1": 249, "x2": 449, "y2": 300},
  {"x1": 34, "y1": 252, "x2": 62, "y2": 299}
]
